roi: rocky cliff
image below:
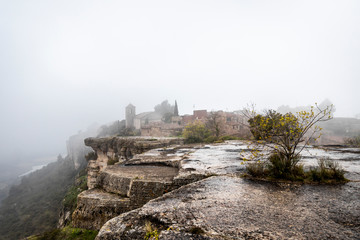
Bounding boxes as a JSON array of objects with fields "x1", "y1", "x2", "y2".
[
  {"x1": 67, "y1": 125, "x2": 99, "y2": 169},
  {"x1": 83, "y1": 137, "x2": 183, "y2": 189},
  {"x1": 72, "y1": 138, "x2": 360, "y2": 239},
  {"x1": 71, "y1": 137, "x2": 202, "y2": 230},
  {"x1": 95, "y1": 143, "x2": 360, "y2": 240}
]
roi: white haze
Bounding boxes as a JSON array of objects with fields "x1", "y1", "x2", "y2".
[{"x1": 0, "y1": 0, "x2": 359, "y2": 165}]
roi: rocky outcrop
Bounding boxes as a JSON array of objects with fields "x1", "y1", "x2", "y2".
[
  {"x1": 85, "y1": 137, "x2": 183, "y2": 189},
  {"x1": 67, "y1": 125, "x2": 99, "y2": 169},
  {"x1": 72, "y1": 164, "x2": 183, "y2": 229},
  {"x1": 95, "y1": 143, "x2": 360, "y2": 240},
  {"x1": 72, "y1": 139, "x2": 360, "y2": 239},
  {"x1": 72, "y1": 137, "x2": 190, "y2": 229},
  {"x1": 97, "y1": 176, "x2": 360, "y2": 240},
  {"x1": 72, "y1": 188, "x2": 131, "y2": 230}
]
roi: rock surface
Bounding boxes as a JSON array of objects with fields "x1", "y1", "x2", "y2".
[
  {"x1": 72, "y1": 188, "x2": 131, "y2": 230},
  {"x1": 72, "y1": 164, "x2": 182, "y2": 230},
  {"x1": 95, "y1": 141, "x2": 360, "y2": 239},
  {"x1": 85, "y1": 137, "x2": 183, "y2": 188},
  {"x1": 97, "y1": 176, "x2": 360, "y2": 240},
  {"x1": 72, "y1": 137, "x2": 203, "y2": 230}
]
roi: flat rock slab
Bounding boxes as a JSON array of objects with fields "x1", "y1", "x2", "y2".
[
  {"x1": 97, "y1": 176, "x2": 360, "y2": 240},
  {"x1": 98, "y1": 165, "x2": 180, "y2": 206},
  {"x1": 104, "y1": 165, "x2": 179, "y2": 182},
  {"x1": 75, "y1": 188, "x2": 129, "y2": 202}
]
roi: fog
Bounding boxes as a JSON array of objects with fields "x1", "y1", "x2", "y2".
[{"x1": 0, "y1": 1, "x2": 359, "y2": 172}]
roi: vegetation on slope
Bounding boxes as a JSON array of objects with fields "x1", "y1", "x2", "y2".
[
  {"x1": 26, "y1": 226, "x2": 97, "y2": 240},
  {"x1": 0, "y1": 155, "x2": 83, "y2": 240},
  {"x1": 62, "y1": 169, "x2": 88, "y2": 215}
]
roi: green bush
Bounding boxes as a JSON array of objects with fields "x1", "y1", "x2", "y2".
[
  {"x1": 85, "y1": 152, "x2": 97, "y2": 161},
  {"x1": 107, "y1": 156, "x2": 119, "y2": 165},
  {"x1": 246, "y1": 162, "x2": 268, "y2": 177},
  {"x1": 308, "y1": 158, "x2": 347, "y2": 183},
  {"x1": 246, "y1": 155, "x2": 347, "y2": 183},
  {"x1": 267, "y1": 153, "x2": 304, "y2": 180},
  {"x1": 63, "y1": 175, "x2": 88, "y2": 211},
  {"x1": 144, "y1": 221, "x2": 159, "y2": 240},
  {"x1": 345, "y1": 135, "x2": 360, "y2": 147},
  {"x1": 182, "y1": 121, "x2": 211, "y2": 143},
  {"x1": 204, "y1": 135, "x2": 218, "y2": 143},
  {"x1": 219, "y1": 135, "x2": 242, "y2": 141},
  {"x1": 29, "y1": 227, "x2": 98, "y2": 240}
]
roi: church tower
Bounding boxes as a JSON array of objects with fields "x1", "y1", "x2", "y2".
[
  {"x1": 174, "y1": 100, "x2": 179, "y2": 116},
  {"x1": 125, "y1": 104, "x2": 136, "y2": 128}
]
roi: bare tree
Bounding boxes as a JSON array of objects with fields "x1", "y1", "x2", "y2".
[{"x1": 206, "y1": 111, "x2": 225, "y2": 139}]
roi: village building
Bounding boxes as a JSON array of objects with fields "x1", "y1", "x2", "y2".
[
  {"x1": 134, "y1": 112, "x2": 162, "y2": 130},
  {"x1": 125, "y1": 102, "x2": 183, "y2": 137},
  {"x1": 125, "y1": 103, "x2": 250, "y2": 138},
  {"x1": 182, "y1": 110, "x2": 208, "y2": 124}
]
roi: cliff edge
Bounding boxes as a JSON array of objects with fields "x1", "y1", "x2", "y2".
[{"x1": 72, "y1": 138, "x2": 360, "y2": 239}]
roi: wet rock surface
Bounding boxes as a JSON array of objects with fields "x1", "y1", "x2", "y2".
[
  {"x1": 73, "y1": 137, "x2": 205, "y2": 230},
  {"x1": 72, "y1": 164, "x2": 181, "y2": 230},
  {"x1": 97, "y1": 176, "x2": 360, "y2": 240},
  {"x1": 84, "y1": 137, "x2": 183, "y2": 161},
  {"x1": 85, "y1": 137, "x2": 183, "y2": 188},
  {"x1": 97, "y1": 165, "x2": 179, "y2": 196},
  {"x1": 95, "y1": 141, "x2": 360, "y2": 239}
]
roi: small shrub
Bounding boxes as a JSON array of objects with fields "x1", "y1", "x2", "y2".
[
  {"x1": 246, "y1": 162, "x2": 268, "y2": 177},
  {"x1": 144, "y1": 221, "x2": 159, "y2": 240},
  {"x1": 188, "y1": 226, "x2": 205, "y2": 234},
  {"x1": 267, "y1": 153, "x2": 303, "y2": 180},
  {"x1": 85, "y1": 152, "x2": 97, "y2": 161},
  {"x1": 245, "y1": 155, "x2": 347, "y2": 183},
  {"x1": 345, "y1": 135, "x2": 360, "y2": 147},
  {"x1": 30, "y1": 227, "x2": 98, "y2": 240},
  {"x1": 33, "y1": 229, "x2": 62, "y2": 240},
  {"x1": 204, "y1": 135, "x2": 218, "y2": 143},
  {"x1": 107, "y1": 156, "x2": 119, "y2": 165},
  {"x1": 308, "y1": 158, "x2": 347, "y2": 183},
  {"x1": 63, "y1": 175, "x2": 88, "y2": 212},
  {"x1": 219, "y1": 135, "x2": 241, "y2": 141}
]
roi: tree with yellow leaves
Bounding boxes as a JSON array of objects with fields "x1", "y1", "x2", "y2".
[{"x1": 244, "y1": 103, "x2": 333, "y2": 179}]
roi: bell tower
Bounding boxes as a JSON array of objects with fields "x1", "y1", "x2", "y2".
[{"x1": 125, "y1": 104, "x2": 135, "y2": 128}]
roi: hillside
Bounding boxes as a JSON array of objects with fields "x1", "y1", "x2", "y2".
[{"x1": 0, "y1": 156, "x2": 81, "y2": 240}]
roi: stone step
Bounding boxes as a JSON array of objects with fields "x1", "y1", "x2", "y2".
[
  {"x1": 72, "y1": 188, "x2": 132, "y2": 230},
  {"x1": 96, "y1": 165, "x2": 179, "y2": 204}
]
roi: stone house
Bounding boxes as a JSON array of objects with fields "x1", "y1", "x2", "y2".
[
  {"x1": 182, "y1": 110, "x2": 208, "y2": 125},
  {"x1": 134, "y1": 112, "x2": 162, "y2": 130}
]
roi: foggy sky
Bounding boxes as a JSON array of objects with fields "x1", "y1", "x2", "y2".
[{"x1": 0, "y1": 0, "x2": 359, "y2": 162}]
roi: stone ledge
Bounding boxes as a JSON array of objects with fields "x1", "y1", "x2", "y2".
[{"x1": 72, "y1": 188, "x2": 132, "y2": 230}]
